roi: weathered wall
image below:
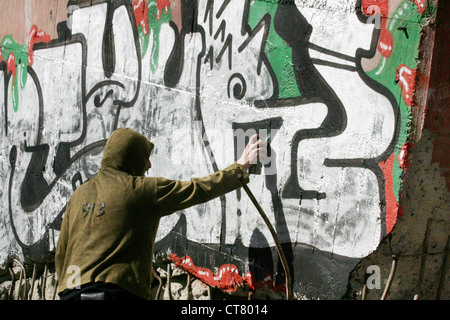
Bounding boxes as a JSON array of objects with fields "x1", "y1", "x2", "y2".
[
  {"x1": 345, "y1": 0, "x2": 449, "y2": 300},
  {"x1": 0, "y1": 0, "x2": 443, "y2": 299}
]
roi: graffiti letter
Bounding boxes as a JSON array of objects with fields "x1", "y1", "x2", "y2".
[{"x1": 366, "y1": 265, "x2": 381, "y2": 290}]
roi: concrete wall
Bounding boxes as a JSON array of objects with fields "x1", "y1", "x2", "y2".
[
  {"x1": 0, "y1": 0, "x2": 443, "y2": 299},
  {"x1": 345, "y1": 0, "x2": 449, "y2": 300}
]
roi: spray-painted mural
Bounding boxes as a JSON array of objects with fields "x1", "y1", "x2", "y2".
[{"x1": 0, "y1": 0, "x2": 431, "y2": 298}]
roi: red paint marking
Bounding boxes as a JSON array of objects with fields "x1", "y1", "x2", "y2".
[
  {"x1": 396, "y1": 64, "x2": 417, "y2": 107},
  {"x1": 379, "y1": 154, "x2": 399, "y2": 234},
  {"x1": 28, "y1": 25, "x2": 51, "y2": 66},
  {"x1": 378, "y1": 25, "x2": 393, "y2": 58},
  {"x1": 409, "y1": 0, "x2": 426, "y2": 14},
  {"x1": 170, "y1": 254, "x2": 244, "y2": 292},
  {"x1": 361, "y1": 0, "x2": 389, "y2": 17},
  {"x1": 156, "y1": 0, "x2": 170, "y2": 20},
  {"x1": 398, "y1": 142, "x2": 414, "y2": 170},
  {"x1": 361, "y1": 1, "x2": 394, "y2": 59},
  {"x1": 6, "y1": 52, "x2": 16, "y2": 77},
  {"x1": 170, "y1": 254, "x2": 286, "y2": 294},
  {"x1": 133, "y1": 0, "x2": 149, "y2": 35},
  {"x1": 244, "y1": 272, "x2": 286, "y2": 293}
]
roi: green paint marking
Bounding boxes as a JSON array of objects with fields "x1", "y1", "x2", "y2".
[
  {"x1": 1, "y1": 35, "x2": 30, "y2": 112},
  {"x1": 138, "y1": 0, "x2": 172, "y2": 74},
  {"x1": 366, "y1": 1, "x2": 429, "y2": 201},
  {"x1": 248, "y1": 0, "x2": 301, "y2": 99}
]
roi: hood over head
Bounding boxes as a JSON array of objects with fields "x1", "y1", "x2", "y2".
[{"x1": 101, "y1": 128, "x2": 154, "y2": 176}]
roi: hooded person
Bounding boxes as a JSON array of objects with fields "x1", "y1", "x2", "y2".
[{"x1": 55, "y1": 127, "x2": 263, "y2": 300}]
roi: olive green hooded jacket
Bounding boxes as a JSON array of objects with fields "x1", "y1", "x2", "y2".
[{"x1": 55, "y1": 127, "x2": 249, "y2": 299}]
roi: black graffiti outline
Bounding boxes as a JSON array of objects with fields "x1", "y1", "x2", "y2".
[
  {"x1": 320, "y1": 0, "x2": 402, "y2": 239},
  {"x1": 69, "y1": 0, "x2": 143, "y2": 110},
  {"x1": 149, "y1": 0, "x2": 398, "y2": 294},
  {"x1": 234, "y1": 0, "x2": 400, "y2": 242},
  {"x1": 163, "y1": 0, "x2": 284, "y2": 255},
  {"x1": 227, "y1": 73, "x2": 246, "y2": 100},
  {"x1": 0, "y1": 0, "x2": 401, "y2": 294},
  {"x1": 3, "y1": 0, "x2": 143, "y2": 260},
  {"x1": 157, "y1": 0, "x2": 402, "y2": 286},
  {"x1": 160, "y1": 0, "x2": 293, "y2": 288},
  {"x1": 264, "y1": 1, "x2": 347, "y2": 201},
  {"x1": 274, "y1": 0, "x2": 400, "y2": 238}
]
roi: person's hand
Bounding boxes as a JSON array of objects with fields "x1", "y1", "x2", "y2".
[{"x1": 237, "y1": 134, "x2": 267, "y2": 169}]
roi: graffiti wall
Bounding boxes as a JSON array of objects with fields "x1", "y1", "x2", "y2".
[{"x1": 0, "y1": 0, "x2": 433, "y2": 299}]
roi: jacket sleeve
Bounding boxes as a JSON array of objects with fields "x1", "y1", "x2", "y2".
[{"x1": 153, "y1": 162, "x2": 249, "y2": 216}]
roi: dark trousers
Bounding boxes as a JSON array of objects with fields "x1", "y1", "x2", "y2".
[{"x1": 60, "y1": 282, "x2": 145, "y2": 300}]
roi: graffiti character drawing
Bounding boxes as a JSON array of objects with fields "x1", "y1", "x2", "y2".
[{"x1": 0, "y1": 0, "x2": 425, "y2": 298}]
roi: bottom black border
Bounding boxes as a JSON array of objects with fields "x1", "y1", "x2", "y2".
[{"x1": 1, "y1": 299, "x2": 446, "y2": 318}]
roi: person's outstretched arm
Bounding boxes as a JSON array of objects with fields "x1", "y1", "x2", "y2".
[{"x1": 152, "y1": 134, "x2": 266, "y2": 216}]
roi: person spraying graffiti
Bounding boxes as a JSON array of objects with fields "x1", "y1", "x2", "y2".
[{"x1": 55, "y1": 127, "x2": 266, "y2": 300}]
